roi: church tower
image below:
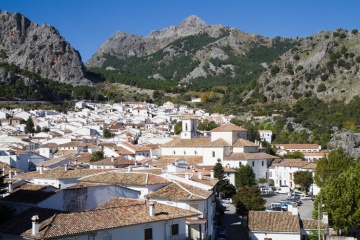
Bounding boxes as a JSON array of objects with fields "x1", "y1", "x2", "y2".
[{"x1": 180, "y1": 116, "x2": 198, "y2": 139}]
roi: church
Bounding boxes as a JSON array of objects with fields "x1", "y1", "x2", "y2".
[{"x1": 161, "y1": 116, "x2": 277, "y2": 180}]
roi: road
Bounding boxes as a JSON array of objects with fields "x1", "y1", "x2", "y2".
[{"x1": 219, "y1": 202, "x2": 248, "y2": 240}]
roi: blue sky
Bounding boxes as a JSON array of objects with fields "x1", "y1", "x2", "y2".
[{"x1": 1, "y1": 0, "x2": 360, "y2": 62}]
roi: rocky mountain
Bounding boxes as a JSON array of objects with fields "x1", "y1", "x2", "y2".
[
  {"x1": 86, "y1": 16, "x2": 298, "y2": 85},
  {"x1": 0, "y1": 11, "x2": 89, "y2": 85},
  {"x1": 256, "y1": 29, "x2": 360, "y2": 103}
]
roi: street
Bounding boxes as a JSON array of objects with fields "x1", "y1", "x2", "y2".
[{"x1": 220, "y1": 202, "x2": 248, "y2": 240}]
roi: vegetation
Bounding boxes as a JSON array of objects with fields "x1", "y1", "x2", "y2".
[
  {"x1": 235, "y1": 165, "x2": 257, "y2": 188},
  {"x1": 103, "y1": 129, "x2": 113, "y2": 138},
  {"x1": 90, "y1": 151, "x2": 105, "y2": 162},
  {"x1": 174, "y1": 121, "x2": 182, "y2": 135},
  {"x1": 293, "y1": 171, "x2": 313, "y2": 193},
  {"x1": 213, "y1": 159, "x2": 236, "y2": 198},
  {"x1": 24, "y1": 116, "x2": 35, "y2": 134},
  {"x1": 233, "y1": 186, "x2": 266, "y2": 215}
]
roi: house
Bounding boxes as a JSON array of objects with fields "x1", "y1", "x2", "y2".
[
  {"x1": 1, "y1": 198, "x2": 198, "y2": 240},
  {"x1": 248, "y1": 209, "x2": 301, "y2": 240},
  {"x1": 79, "y1": 171, "x2": 170, "y2": 198},
  {"x1": 273, "y1": 143, "x2": 322, "y2": 156},
  {"x1": 89, "y1": 156, "x2": 136, "y2": 169},
  {"x1": 259, "y1": 130, "x2": 273, "y2": 143},
  {"x1": 146, "y1": 172, "x2": 218, "y2": 240}
]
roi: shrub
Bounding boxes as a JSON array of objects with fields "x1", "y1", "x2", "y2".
[
  {"x1": 352, "y1": 29, "x2": 358, "y2": 35},
  {"x1": 317, "y1": 83, "x2": 327, "y2": 92},
  {"x1": 324, "y1": 35, "x2": 329, "y2": 39},
  {"x1": 293, "y1": 55, "x2": 300, "y2": 60},
  {"x1": 291, "y1": 47, "x2": 298, "y2": 53},
  {"x1": 295, "y1": 65, "x2": 303, "y2": 72},
  {"x1": 339, "y1": 33, "x2": 347, "y2": 39},
  {"x1": 333, "y1": 32, "x2": 340, "y2": 37},
  {"x1": 356, "y1": 56, "x2": 360, "y2": 63},
  {"x1": 270, "y1": 65, "x2": 280, "y2": 75},
  {"x1": 320, "y1": 74, "x2": 329, "y2": 81}
]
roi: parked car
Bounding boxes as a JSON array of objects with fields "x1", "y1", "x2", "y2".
[{"x1": 300, "y1": 195, "x2": 312, "y2": 200}]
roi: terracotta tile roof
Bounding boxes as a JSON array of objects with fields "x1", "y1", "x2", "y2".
[
  {"x1": 211, "y1": 123, "x2": 246, "y2": 132},
  {"x1": 40, "y1": 143, "x2": 58, "y2": 148},
  {"x1": 66, "y1": 182, "x2": 109, "y2": 189},
  {"x1": 161, "y1": 137, "x2": 231, "y2": 148},
  {"x1": 277, "y1": 159, "x2": 310, "y2": 168},
  {"x1": 72, "y1": 152, "x2": 93, "y2": 163},
  {"x1": 121, "y1": 141, "x2": 150, "y2": 151},
  {"x1": 15, "y1": 168, "x2": 111, "y2": 180},
  {"x1": 133, "y1": 168, "x2": 164, "y2": 175},
  {"x1": 182, "y1": 173, "x2": 219, "y2": 187},
  {"x1": 302, "y1": 219, "x2": 327, "y2": 229},
  {"x1": 113, "y1": 146, "x2": 134, "y2": 155},
  {"x1": 301, "y1": 163, "x2": 317, "y2": 170},
  {"x1": 302, "y1": 152, "x2": 329, "y2": 156},
  {"x1": 274, "y1": 144, "x2": 320, "y2": 150},
  {"x1": 0, "y1": 207, "x2": 65, "y2": 235},
  {"x1": 0, "y1": 162, "x2": 22, "y2": 175},
  {"x1": 232, "y1": 138, "x2": 259, "y2": 147},
  {"x1": 145, "y1": 181, "x2": 212, "y2": 201},
  {"x1": 80, "y1": 171, "x2": 170, "y2": 186},
  {"x1": 36, "y1": 156, "x2": 68, "y2": 167},
  {"x1": 89, "y1": 156, "x2": 135, "y2": 166},
  {"x1": 3, "y1": 184, "x2": 58, "y2": 204},
  {"x1": 248, "y1": 211, "x2": 300, "y2": 232},
  {"x1": 58, "y1": 141, "x2": 88, "y2": 147},
  {"x1": 224, "y1": 152, "x2": 278, "y2": 161},
  {"x1": 21, "y1": 199, "x2": 198, "y2": 239},
  {"x1": 200, "y1": 165, "x2": 236, "y2": 173}
]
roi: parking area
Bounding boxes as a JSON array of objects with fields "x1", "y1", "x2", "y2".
[{"x1": 262, "y1": 193, "x2": 315, "y2": 220}]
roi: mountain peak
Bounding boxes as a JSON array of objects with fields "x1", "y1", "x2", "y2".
[{"x1": 178, "y1": 15, "x2": 208, "y2": 29}]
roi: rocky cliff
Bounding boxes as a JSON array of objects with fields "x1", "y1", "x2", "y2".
[
  {"x1": 256, "y1": 29, "x2": 360, "y2": 103},
  {"x1": 0, "y1": 11, "x2": 89, "y2": 85}
]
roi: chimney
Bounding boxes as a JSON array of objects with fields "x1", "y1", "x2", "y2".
[
  {"x1": 8, "y1": 171, "x2": 13, "y2": 179},
  {"x1": 289, "y1": 204, "x2": 298, "y2": 216},
  {"x1": 39, "y1": 165, "x2": 44, "y2": 174},
  {"x1": 111, "y1": 156, "x2": 114, "y2": 162},
  {"x1": 210, "y1": 170, "x2": 214, "y2": 179},
  {"x1": 135, "y1": 161, "x2": 138, "y2": 166},
  {"x1": 149, "y1": 202, "x2": 155, "y2": 217},
  {"x1": 2, "y1": 167, "x2": 5, "y2": 176},
  {"x1": 175, "y1": 160, "x2": 178, "y2": 166},
  {"x1": 128, "y1": 166, "x2": 132, "y2": 172},
  {"x1": 64, "y1": 164, "x2": 68, "y2": 171},
  {"x1": 198, "y1": 171, "x2": 203, "y2": 180},
  {"x1": 31, "y1": 215, "x2": 39, "y2": 235},
  {"x1": 74, "y1": 159, "x2": 77, "y2": 165}
]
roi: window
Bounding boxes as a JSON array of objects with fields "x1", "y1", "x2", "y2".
[
  {"x1": 212, "y1": 151, "x2": 215, "y2": 157},
  {"x1": 239, "y1": 162, "x2": 242, "y2": 167},
  {"x1": 145, "y1": 228, "x2": 152, "y2": 240},
  {"x1": 262, "y1": 161, "x2": 264, "y2": 166},
  {"x1": 252, "y1": 161, "x2": 254, "y2": 167},
  {"x1": 171, "y1": 224, "x2": 179, "y2": 236},
  {"x1": 185, "y1": 123, "x2": 188, "y2": 131},
  {"x1": 173, "y1": 151, "x2": 176, "y2": 155},
  {"x1": 184, "y1": 151, "x2": 186, "y2": 155},
  {"x1": 194, "y1": 150, "x2": 197, "y2": 155}
]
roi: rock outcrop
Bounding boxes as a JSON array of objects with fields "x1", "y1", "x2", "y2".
[{"x1": 0, "y1": 11, "x2": 89, "y2": 85}]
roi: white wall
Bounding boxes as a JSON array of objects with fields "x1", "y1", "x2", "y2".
[{"x1": 249, "y1": 231, "x2": 300, "y2": 240}]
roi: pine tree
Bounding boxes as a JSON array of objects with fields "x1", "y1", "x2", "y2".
[
  {"x1": 213, "y1": 159, "x2": 236, "y2": 198},
  {"x1": 235, "y1": 164, "x2": 257, "y2": 188},
  {"x1": 25, "y1": 116, "x2": 35, "y2": 134}
]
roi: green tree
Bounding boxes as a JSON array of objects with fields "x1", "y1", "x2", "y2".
[
  {"x1": 283, "y1": 151, "x2": 304, "y2": 159},
  {"x1": 90, "y1": 151, "x2": 105, "y2": 162},
  {"x1": 293, "y1": 171, "x2": 313, "y2": 193},
  {"x1": 235, "y1": 164, "x2": 257, "y2": 188},
  {"x1": 213, "y1": 159, "x2": 236, "y2": 198},
  {"x1": 25, "y1": 116, "x2": 35, "y2": 134},
  {"x1": 314, "y1": 149, "x2": 353, "y2": 188},
  {"x1": 174, "y1": 121, "x2": 182, "y2": 135},
  {"x1": 103, "y1": 129, "x2": 113, "y2": 138},
  {"x1": 319, "y1": 162, "x2": 360, "y2": 233},
  {"x1": 233, "y1": 186, "x2": 266, "y2": 215}
]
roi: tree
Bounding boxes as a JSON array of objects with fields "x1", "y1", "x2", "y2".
[
  {"x1": 25, "y1": 116, "x2": 35, "y2": 134},
  {"x1": 0, "y1": 169, "x2": 7, "y2": 195},
  {"x1": 314, "y1": 149, "x2": 353, "y2": 188},
  {"x1": 90, "y1": 151, "x2": 104, "y2": 162},
  {"x1": 235, "y1": 164, "x2": 257, "y2": 188},
  {"x1": 233, "y1": 186, "x2": 266, "y2": 215},
  {"x1": 283, "y1": 151, "x2": 304, "y2": 159},
  {"x1": 213, "y1": 159, "x2": 236, "y2": 198},
  {"x1": 174, "y1": 121, "x2": 182, "y2": 135},
  {"x1": 103, "y1": 129, "x2": 113, "y2": 138},
  {"x1": 293, "y1": 171, "x2": 313, "y2": 193}
]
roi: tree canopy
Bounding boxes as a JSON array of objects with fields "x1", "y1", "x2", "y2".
[
  {"x1": 233, "y1": 186, "x2": 266, "y2": 215},
  {"x1": 213, "y1": 159, "x2": 236, "y2": 198},
  {"x1": 293, "y1": 170, "x2": 313, "y2": 193},
  {"x1": 174, "y1": 121, "x2": 182, "y2": 135},
  {"x1": 90, "y1": 151, "x2": 105, "y2": 162},
  {"x1": 25, "y1": 116, "x2": 35, "y2": 134},
  {"x1": 235, "y1": 164, "x2": 257, "y2": 188},
  {"x1": 103, "y1": 129, "x2": 113, "y2": 138}
]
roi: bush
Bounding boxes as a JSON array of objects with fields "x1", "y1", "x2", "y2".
[
  {"x1": 339, "y1": 33, "x2": 347, "y2": 39},
  {"x1": 356, "y1": 56, "x2": 360, "y2": 63},
  {"x1": 324, "y1": 35, "x2": 329, "y2": 39},
  {"x1": 295, "y1": 65, "x2": 303, "y2": 72},
  {"x1": 317, "y1": 83, "x2": 327, "y2": 92},
  {"x1": 293, "y1": 55, "x2": 300, "y2": 61},
  {"x1": 352, "y1": 29, "x2": 358, "y2": 35},
  {"x1": 320, "y1": 74, "x2": 329, "y2": 81},
  {"x1": 333, "y1": 32, "x2": 340, "y2": 37},
  {"x1": 270, "y1": 65, "x2": 280, "y2": 75}
]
